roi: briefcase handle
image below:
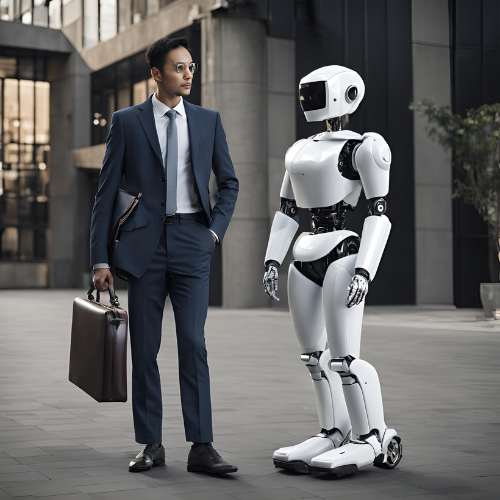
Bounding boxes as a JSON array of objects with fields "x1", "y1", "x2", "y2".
[{"x1": 87, "y1": 280, "x2": 120, "y2": 308}]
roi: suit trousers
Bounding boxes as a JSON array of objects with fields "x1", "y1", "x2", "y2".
[{"x1": 126, "y1": 212, "x2": 215, "y2": 444}]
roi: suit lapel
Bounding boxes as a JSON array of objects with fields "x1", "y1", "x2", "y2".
[
  {"x1": 183, "y1": 99, "x2": 201, "y2": 169},
  {"x1": 137, "y1": 94, "x2": 163, "y2": 167}
]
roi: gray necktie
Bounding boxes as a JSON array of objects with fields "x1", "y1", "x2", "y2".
[{"x1": 165, "y1": 108, "x2": 178, "y2": 215}]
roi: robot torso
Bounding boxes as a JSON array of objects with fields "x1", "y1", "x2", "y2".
[{"x1": 285, "y1": 130, "x2": 363, "y2": 209}]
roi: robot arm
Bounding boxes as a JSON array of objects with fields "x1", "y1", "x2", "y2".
[
  {"x1": 264, "y1": 170, "x2": 300, "y2": 267},
  {"x1": 346, "y1": 133, "x2": 392, "y2": 307},
  {"x1": 263, "y1": 170, "x2": 300, "y2": 300}
]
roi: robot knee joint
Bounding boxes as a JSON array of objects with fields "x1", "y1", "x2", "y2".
[
  {"x1": 301, "y1": 351, "x2": 324, "y2": 378},
  {"x1": 328, "y1": 355, "x2": 355, "y2": 374}
]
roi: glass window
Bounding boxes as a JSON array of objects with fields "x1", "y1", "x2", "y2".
[
  {"x1": 4, "y1": 79, "x2": 19, "y2": 144},
  {"x1": 118, "y1": 0, "x2": 131, "y2": 32},
  {"x1": 0, "y1": 57, "x2": 17, "y2": 78},
  {"x1": 49, "y1": 0, "x2": 62, "y2": 28},
  {"x1": 100, "y1": 0, "x2": 117, "y2": 42},
  {"x1": 133, "y1": 80, "x2": 146, "y2": 105},
  {"x1": 35, "y1": 82, "x2": 50, "y2": 144},
  {"x1": 83, "y1": 0, "x2": 98, "y2": 48},
  {"x1": 147, "y1": 0, "x2": 158, "y2": 16},
  {"x1": 33, "y1": 0, "x2": 48, "y2": 27},
  {"x1": 131, "y1": 0, "x2": 146, "y2": 24},
  {"x1": 20, "y1": 80, "x2": 35, "y2": 144},
  {"x1": 0, "y1": 57, "x2": 50, "y2": 262},
  {"x1": 1, "y1": 227, "x2": 18, "y2": 259}
]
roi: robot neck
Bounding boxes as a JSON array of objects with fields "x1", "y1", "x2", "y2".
[{"x1": 326, "y1": 117, "x2": 343, "y2": 131}]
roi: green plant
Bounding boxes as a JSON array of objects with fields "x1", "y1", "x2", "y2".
[{"x1": 409, "y1": 99, "x2": 500, "y2": 282}]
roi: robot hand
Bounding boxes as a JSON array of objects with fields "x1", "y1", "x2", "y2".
[
  {"x1": 346, "y1": 273, "x2": 369, "y2": 308},
  {"x1": 263, "y1": 261, "x2": 280, "y2": 301}
]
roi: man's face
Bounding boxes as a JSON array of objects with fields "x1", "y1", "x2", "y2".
[{"x1": 154, "y1": 46, "x2": 193, "y2": 97}]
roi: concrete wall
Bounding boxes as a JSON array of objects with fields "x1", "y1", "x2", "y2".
[
  {"x1": 201, "y1": 15, "x2": 269, "y2": 308},
  {"x1": 267, "y1": 37, "x2": 296, "y2": 310},
  {"x1": 47, "y1": 52, "x2": 93, "y2": 288},
  {"x1": 412, "y1": 0, "x2": 453, "y2": 304}
]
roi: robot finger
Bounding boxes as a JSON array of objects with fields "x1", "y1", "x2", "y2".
[
  {"x1": 353, "y1": 285, "x2": 364, "y2": 305},
  {"x1": 270, "y1": 287, "x2": 280, "y2": 301},
  {"x1": 346, "y1": 282, "x2": 358, "y2": 307}
]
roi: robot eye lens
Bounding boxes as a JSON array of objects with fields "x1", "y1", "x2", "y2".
[
  {"x1": 299, "y1": 81, "x2": 326, "y2": 111},
  {"x1": 346, "y1": 86, "x2": 358, "y2": 102}
]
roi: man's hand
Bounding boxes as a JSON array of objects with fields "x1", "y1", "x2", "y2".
[
  {"x1": 346, "y1": 273, "x2": 369, "y2": 308},
  {"x1": 93, "y1": 268, "x2": 114, "y2": 293},
  {"x1": 263, "y1": 264, "x2": 280, "y2": 301}
]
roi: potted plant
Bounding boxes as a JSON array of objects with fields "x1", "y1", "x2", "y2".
[{"x1": 410, "y1": 100, "x2": 500, "y2": 318}]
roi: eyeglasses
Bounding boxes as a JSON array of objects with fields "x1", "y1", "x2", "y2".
[{"x1": 161, "y1": 63, "x2": 198, "y2": 74}]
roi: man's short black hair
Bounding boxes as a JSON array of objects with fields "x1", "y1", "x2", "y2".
[{"x1": 146, "y1": 37, "x2": 193, "y2": 70}]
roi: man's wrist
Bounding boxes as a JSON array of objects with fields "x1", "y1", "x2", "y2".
[
  {"x1": 209, "y1": 229, "x2": 220, "y2": 245},
  {"x1": 92, "y1": 263, "x2": 110, "y2": 272}
]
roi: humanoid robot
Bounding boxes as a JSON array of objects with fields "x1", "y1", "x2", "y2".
[{"x1": 263, "y1": 65, "x2": 402, "y2": 477}]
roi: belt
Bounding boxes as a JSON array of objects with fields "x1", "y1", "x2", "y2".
[{"x1": 159, "y1": 212, "x2": 204, "y2": 225}]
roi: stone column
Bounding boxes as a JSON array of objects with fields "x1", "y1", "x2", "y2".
[
  {"x1": 201, "y1": 15, "x2": 269, "y2": 308},
  {"x1": 412, "y1": 0, "x2": 453, "y2": 304},
  {"x1": 47, "y1": 51, "x2": 92, "y2": 288}
]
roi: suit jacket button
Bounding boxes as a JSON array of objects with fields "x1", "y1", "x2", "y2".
[
  {"x1": 160, "y1": 202, "x2": 165, "y2": 207},
  {"x1": 160, "y1": 176, "x2": 165, "y2": 182}
]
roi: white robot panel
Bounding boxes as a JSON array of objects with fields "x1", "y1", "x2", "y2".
[{"x1": 284, "y1": 133, "x2": 363, "y2": 209}]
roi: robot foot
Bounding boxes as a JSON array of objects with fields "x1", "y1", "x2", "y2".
[
  {"x1": 273, "y1": 429, "x2": 349, "y2": 474},
  {"x1": 373, "y1": 435, "x2": 402, "y2": 469},
  {"x1": 308, "y1": 433, "x2": 402, "y2": 477}
]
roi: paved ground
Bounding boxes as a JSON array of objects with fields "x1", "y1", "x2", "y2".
[{"x1": 0, "y1": 289, "x2": 499, "y2": 499}]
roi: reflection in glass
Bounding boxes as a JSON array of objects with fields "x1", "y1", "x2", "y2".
[
  {"x1": 147, "y1": 0, "x2": 159, "y2": 16},
  {"x1": 0, "y1": 58, "x2": 50, "y2": 262},
  {"x1": 33, "y1": 0, "x2": 48, "y2": 27},
  {"x1": 49, "y1": 0, "x2": 62, "y2": 28},
  {"x1": 19, "y1": 145, "x2": 34, "y2": 165},
  {"x1": 1, "y1": 227, "x2": 18, "y2": 258},
  {"x1": 20, "y1": 80, "x2": 35, "y2": 144},
  {"x1": 83, "y1": 0, "x2": 98, "y2": 48},
  {"x1": 0, "y1": 57, "x2": 16, "y2": 78},
  {"x1": 4, "y1": 79, "x2": 19, "y2": 143},
  {"x1": 35, "y1": 82, "x2": 50, "y2": 144},
  {"x1": 133, "y1": 81, "x2": 147, "y2": 105},
  {"x1": 118, "y1": 0, "x2": 131, "y2": 32},
  {"x1": 132, "y1": 0, "x2": 146, "y2": 24},
  {"x1": 5, "y1": 144, "x2": 19, "y2": 164},
  {"x1": 19, "y1": 228, "x2": 34, "y2": 260},
  {"x1": 100, "y1": 0, "x2": 117, "y2": 42}
]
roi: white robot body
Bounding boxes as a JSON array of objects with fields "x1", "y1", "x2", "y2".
[
  {"x1": 265, "y1": 65, "x2": 401, "y2": 477},
  {"x1": 284, "y1": 132, "x2": 363, "y2": 209}
]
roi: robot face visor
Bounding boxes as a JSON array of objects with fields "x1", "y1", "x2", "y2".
[{"x1": 299, "y1": 81, "x2": 326, "y2": 112}]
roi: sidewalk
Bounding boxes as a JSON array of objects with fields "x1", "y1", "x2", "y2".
[{"x1": 0, "y1": 289, "x2": 499, "y2": 499}]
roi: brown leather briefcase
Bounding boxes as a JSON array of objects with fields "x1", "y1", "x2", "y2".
[{"x1": 69, "y1": 282, "x2": 128, "y2": 402}]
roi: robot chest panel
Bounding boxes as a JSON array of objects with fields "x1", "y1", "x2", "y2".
[{"x1": 285, "y1": 138, "x2": 361, "y2": 208}]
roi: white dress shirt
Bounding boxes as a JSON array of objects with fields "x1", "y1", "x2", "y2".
[
  {"x1": 152, "y1": 92, "x2": 202, "y2": 213},
  {"x1": 92, "y1": 93, "x2": 217, "y2": 272}
]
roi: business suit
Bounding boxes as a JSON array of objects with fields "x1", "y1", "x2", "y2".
[{"x1": 89, "y1": 93, "x2": 239, "y2": 444}]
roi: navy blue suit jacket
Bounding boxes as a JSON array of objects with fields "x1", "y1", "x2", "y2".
[{"x1": 90, "y1": 94, "x2": 239, "y2": 279}]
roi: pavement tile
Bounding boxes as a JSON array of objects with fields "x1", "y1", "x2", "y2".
[{"x1": 0, "y1": 292, "x2": 499, "y2": 500}]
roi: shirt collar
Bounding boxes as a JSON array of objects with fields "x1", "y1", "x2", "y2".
[{"x1": 152, "y1": 92, "x2": 185, "y2": 117}]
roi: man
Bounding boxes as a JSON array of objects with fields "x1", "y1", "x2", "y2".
[{"x1": 89, "y1": 37, "x2": 239, "y2": 474}]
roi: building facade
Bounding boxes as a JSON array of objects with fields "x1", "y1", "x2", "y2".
[{"x1": 0, "y1": 0, "x2": 498, "y2": 308}]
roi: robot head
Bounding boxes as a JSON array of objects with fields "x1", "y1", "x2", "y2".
[{"x1": 299, "y1": 65, "x2": 365, "y2": 122}]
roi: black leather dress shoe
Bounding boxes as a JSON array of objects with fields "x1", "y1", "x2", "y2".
[
  {"x1": 129, "y1": 442, "x2": 165, "y2": 472},
  {"x1": 187, "y1": 443, "x2": 237, "y2": 474}
]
